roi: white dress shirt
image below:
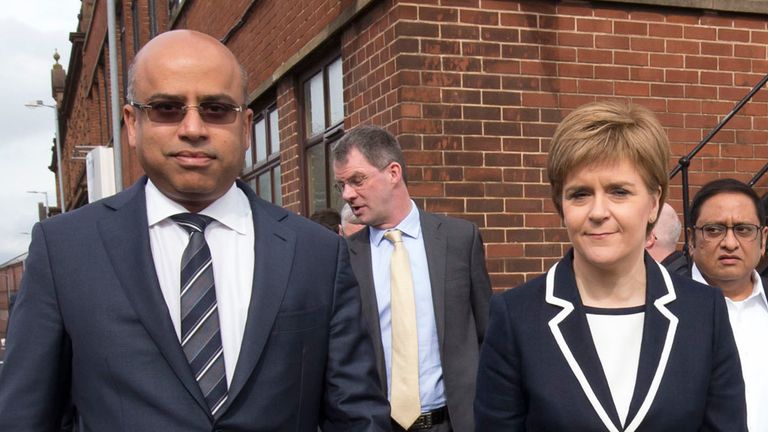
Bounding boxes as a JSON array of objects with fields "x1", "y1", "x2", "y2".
[
  {"x1": 145, "y1": 180, "x2": 254, "y2": 386},
  {"x1": 369, "y1": 201, "x2": 446, "y2": 411},
  {"x1": 692, "y1": 264, "x2": 768, "y2": 432}
]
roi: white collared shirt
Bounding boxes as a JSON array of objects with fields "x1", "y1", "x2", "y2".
[
  {"x1": 692, "y1": 264, "x2": 768, "y2": 431},
  {"x1": 369, "y1": 201, "x2": 446, "y2": 411},
  {"x1": 146, "y1": 180, "x2": 254, "y2": 386}
]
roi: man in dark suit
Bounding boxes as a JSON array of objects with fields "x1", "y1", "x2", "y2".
[
  {"x1": 331, "y1": 125, "x2": 492, "y2": 432},
  {"x1": 0, "y1": 30, "x2": 389, "y2": 431}
]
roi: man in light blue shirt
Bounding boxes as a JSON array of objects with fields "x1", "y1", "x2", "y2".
[{"x1": 333, "y1": 125, "x2": 492, "y2": 432}]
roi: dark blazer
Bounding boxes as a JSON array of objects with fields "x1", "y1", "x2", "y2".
[
  {"x1": 475, "y1": 251, "x2": 746, "y2": 431},
  {"x1": 347, "y1": 209, "x2": 492, "y2": 432},
  {"x1": 660, "y1": 250, "x2": 690, "y2": 277},
  {"x1": 0, "y1": 178, "x2": 390, "y2": 432}
]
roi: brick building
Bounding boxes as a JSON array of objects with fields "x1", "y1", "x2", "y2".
[
  {"x1": 52, "y1": 0, "x2": 768, "y2": 289},
  {"x1": 0, "y1": 253, "x2": 26, "y2": 344}
]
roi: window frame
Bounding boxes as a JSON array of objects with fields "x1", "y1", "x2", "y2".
[
  {"x1": 299, "y1": 52, "x2": 345, "y2": 216},
  {"x1": 242, "y1": 101, "x2": 282, "y2": 206}
]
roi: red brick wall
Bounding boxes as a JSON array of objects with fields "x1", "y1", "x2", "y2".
[
  {"x1": 177, "y1": 0, "x2": 349, "y2": 93},
  {"x1": 339, "y1": 0, "x2": 768, "y2": 289},
  {"x1": 0, "y1": 261, "x2": 24, "y2": 340},
  {"x1": 59, "y1": 0, "x2": 768, "y2": 291},
  {"x1": 276, "y1": 80, "x2": 302, "y2": 213}
]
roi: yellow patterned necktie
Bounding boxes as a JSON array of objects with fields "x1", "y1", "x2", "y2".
[{"x1": 384, "y1": 229, "x2": 421, "y2": 429}]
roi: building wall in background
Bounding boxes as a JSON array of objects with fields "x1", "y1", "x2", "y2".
[
  {"x1": 0, "y1": 256, "x2": 25, "y2": 342},
  {"x1": 55, "y1": 0, "x2": 768, "y2": 289}
]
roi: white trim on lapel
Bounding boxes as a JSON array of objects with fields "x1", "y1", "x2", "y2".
[
  {"x1": 545, "y1": 260, "x2": 680, "y2": 432},
  {"x1": 545, "y1": 262, "x2": 620, "y2": 432},
  {"x1": 624, "y1": 262, "x2": 678, "y2": 432}
]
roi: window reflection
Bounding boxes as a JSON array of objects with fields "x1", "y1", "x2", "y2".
[
  {"x1": 328, "y1": 57, "x2": 344, "y2": 126},
  {"x1": 255, "y1": 117, "x2": 267, "y2": 163},
  {"x1": 305, "y1": 72, "x2": 325, "y2": 137},
  {"x1": 307, "y1": 144, "x2": 326, "y2": 215}
]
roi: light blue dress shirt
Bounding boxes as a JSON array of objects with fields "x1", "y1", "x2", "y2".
[{"x1": 369, "y1": 201, "x2": 445, "y2": 412}]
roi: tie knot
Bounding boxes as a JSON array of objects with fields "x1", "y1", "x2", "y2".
[
  {"x1": 384, "y1": 229, "x2": 403, "y2": 244},
  {"x1": 171, "y1": 213, "x2": 214, "y2": 234}
]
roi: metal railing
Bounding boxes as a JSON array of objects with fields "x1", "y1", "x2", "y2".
[
  {"x1": 669, "y1": 73, "x2": 768, "y2": 255},
  {"x1": 748, "y1": 163, "x2": 768, "y2": 187}
]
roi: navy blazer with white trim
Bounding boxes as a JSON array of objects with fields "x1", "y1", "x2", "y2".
[{"x1": 475, "y1": 251, "x2": 746, "y2": 431}]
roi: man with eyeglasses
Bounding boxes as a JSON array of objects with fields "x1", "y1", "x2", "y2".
[
  {"x1": 332, "y1": 125, "x2": 492, "y2": 432},
  {"x1": 0, "y1": 30, "x2": 389, "y2": 431},
  {"x1": 688, "y1": 178, "x2": 768, "y2": 432}
]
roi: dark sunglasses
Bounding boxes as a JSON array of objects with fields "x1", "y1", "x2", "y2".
[{"x1": 129, "y1": 100, "x2": 244, "y2": 124}]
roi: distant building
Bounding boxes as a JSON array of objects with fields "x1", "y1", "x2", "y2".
[
  {"x1": 0, "y1": 253, "x2": 26, "y2": 342},
  {"x1": 47, "y1": 0, "x2": 768, "y2": 288}
]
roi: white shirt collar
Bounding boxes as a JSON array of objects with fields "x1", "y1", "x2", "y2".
[
  {"x1": 145, "y1": 179, "x2": 250, "y2": 235},
  {"x1": 691, "y1": 263, "x2": 768, "y2": 307},
  {"x1": 369, "y1": 200, "x2": 421, "y2": 246}
]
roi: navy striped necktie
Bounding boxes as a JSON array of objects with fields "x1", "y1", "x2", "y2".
[{"x1": 170, "y1": 213, "x2": 228, "y2": 417}]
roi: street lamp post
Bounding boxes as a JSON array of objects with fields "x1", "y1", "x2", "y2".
[
  {"x1": 26, "y1": 190, "x2": 50, "y2": 218},
  {"x1": 25, "y1": 100, "x2": 66, "y2": 213}
]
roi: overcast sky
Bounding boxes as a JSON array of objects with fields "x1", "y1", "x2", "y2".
[{"x1": 0, "y1": 0, "x2": 82, "y2": 264}]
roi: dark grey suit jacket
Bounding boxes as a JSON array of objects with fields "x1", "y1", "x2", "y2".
[
  {"x1": 0, "y1": 178, "x2": 390, "y2": 431},
  {"x1": 347, "y1": 209, "x2": 492, "y2": 432}
]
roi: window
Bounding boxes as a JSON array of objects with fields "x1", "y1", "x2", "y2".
[
  {"x1": 148, "y1": 0, "x2": 157, "y2": 38},
  {"x1": 302, "y1": 55, "x2": 344, "y2": 215},
  {"x1": 243, "y1": 105, "x2": 281, "y2": 206},
  {"x1": 131, "y1": 0, "x2": 140, "y2": 54}
]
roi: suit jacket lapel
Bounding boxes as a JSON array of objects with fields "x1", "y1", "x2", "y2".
[
  {"x1": 547, "y1": 252, "x2": 680, "y2": 432},
  {"x1": 347, "y1": 228, "x2": 388, "y2": 390},
  {"x1": 97, "y1": 179, "x2": 210, "y2": 416},
  {"x1": 546, "y1": 252, "x2": 622, "y2": 432},
  {"x1": 419, "y1": 210, "x2": 446, "y2": 350},
  {"x1": 224, "y1": 183, "x2": 295, "y2": 408},
  {"x1": 623, "y1": 255, "x2": 678, "y2": 432}
]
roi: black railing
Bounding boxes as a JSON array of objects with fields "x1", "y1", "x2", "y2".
[
  {"x1": 748, "y1": 163, "x2": 768, "y2": 187},
  {"x1": 669, "y1": 73, "x2": 768, "y2": 255}
]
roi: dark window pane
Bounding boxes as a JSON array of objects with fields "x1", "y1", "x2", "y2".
[
  {"x1": 307, "y1": 144, "x2": 326, "y2": 215},
  {"x1": 273, "y1": 165, "x2": 282, "y2": 206},
  {"x1": 258, "y1": 172, "x2": 272, "y2": 203},
  {"x1": 328, "y1": 142, "x2": 343, "y2": 211},
  {"x1": 149, "y1": 0, "x2": 157, "y2": 38},
  {"x1": 131, "y1": 1, "x2": 140, "y2": 54}
]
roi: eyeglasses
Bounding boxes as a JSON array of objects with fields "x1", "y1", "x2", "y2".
[
  {"x1": 129, "y1": 100, "x2": 244, "y2": 124},
  {"x1": 693, "y1": 223, "x2": 762, "y2": 242},
  {"x1": 334, "y1": 174, "x2": 370, "y2": 194}
]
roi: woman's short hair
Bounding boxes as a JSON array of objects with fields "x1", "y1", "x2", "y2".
[{"x1": 547, "y1": 101, "x2": 669, "y2": 232}]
